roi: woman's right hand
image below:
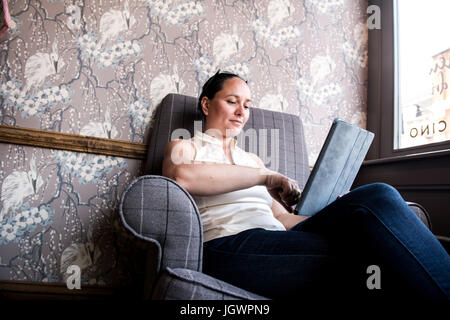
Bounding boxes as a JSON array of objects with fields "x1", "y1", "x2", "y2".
[{"x1": 264, "y1": 171, "x2": 302, "y2": 213}]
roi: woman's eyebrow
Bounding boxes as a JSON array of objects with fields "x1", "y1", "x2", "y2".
[{"x1": 225, "y1": 94, "x2": 252, "y2": 103}]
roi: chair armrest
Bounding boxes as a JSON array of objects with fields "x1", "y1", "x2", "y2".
[
  {"x1": 406, "y1": 201, "x2": 432, "y2": 231},
  {"x1": 152, "y1": 267, "x2": 269, "y2": 300},
  {"x1": 119, "y1": 175, "x2": 204, "y2": 273}
]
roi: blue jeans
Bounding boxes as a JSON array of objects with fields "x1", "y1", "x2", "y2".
[{"x1": 202, "y1": 183, "x2": 450, "y2": 300}]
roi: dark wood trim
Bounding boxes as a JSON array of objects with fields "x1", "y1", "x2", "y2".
[
  {"x1": 366, "y1": 0, "x2": 382, "y2": 160},
  {"x1": 0, "y1": 279, "x2": 119, "y2": 300},
  {"x1": 395, "y1": 185, "x2": 450, "y2": 191},
  {"x1": 0, "y1": 125, "x2": 147, "y2": 160},
  {"x1": 363, "y1": 148, "x2": 450, "y2": 166}
]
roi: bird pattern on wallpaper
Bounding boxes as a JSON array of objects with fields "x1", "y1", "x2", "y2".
[
  {"x1": 213, "y1": 25, "x2": 244, "y2": 69},
  {"x1": 0, "y1": 155, "x2": 43, "y2": 222},
  {"x1": 0, "y1": 0, "x2": 369, "y2": 285},
  {"x1": 267, "y1": 0, "x2": 294, "y2": 29},
  {"x1": 60, "y1": 227, "x2": 101, "y2": 282},
  {"x1": 98, "y1": 0, "x2": 136, "y2": 48},
  {"x1": 23, "y1": 40, "x2": 65, "y2": 94},
  {"x1": 80, "y1": 110, "x2": 119, "y2": 139},
  {"x1": 259, "y1": 85, "x2": 289, "y2": 113},
  {"x1": 150, "y1": 65, "x2": 185, "y2": 109},
  {"x1": 65, "y1": 4, "x2": 82, "y2": 31}
]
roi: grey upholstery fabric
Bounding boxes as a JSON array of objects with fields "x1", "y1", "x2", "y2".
[
  {"x1": 144, "y1": 93, "x2": 310, "y2": 188},
  {"x1": 119, "y1": 175, "x2": 203, "y2": 273},
  {"x1": 152, "y1": 267, "x2": 269, "y2": 300},
  {"x1": 145, "y1": 94, "x2": 202, "y2": 176}
]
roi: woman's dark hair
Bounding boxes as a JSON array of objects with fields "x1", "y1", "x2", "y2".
[{"x1": 198, "y1": 70, "x2": 247, "y2": 116}]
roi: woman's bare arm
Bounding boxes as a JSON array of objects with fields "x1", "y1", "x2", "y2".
[
  {"x1": 162, "y1": 139, "x2": 300, "y2": 211},
  {"x1": 162, "y1": 139, "x2": 268, "y2": 196}
]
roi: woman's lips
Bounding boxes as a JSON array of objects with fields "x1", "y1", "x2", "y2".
[{"x1": 230, "y1": 120, "x2": 242, "y2": 125}]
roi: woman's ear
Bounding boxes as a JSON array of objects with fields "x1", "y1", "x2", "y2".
[{"x1": 201, "y1": 96, "x2": 209, "y2": 116}]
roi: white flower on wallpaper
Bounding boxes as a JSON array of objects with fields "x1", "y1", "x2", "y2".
[
  {"x1": 307, "y1": 0, "x2": 345, "y2": 14},
  {"x1": 80, "y1": 111, "x2": 118, "y2": 139},
  {"x1": 128, "y1": 97, "x2": 152, "y2": 128},
  {"x1": 226, "y1": 63, "x2": 251, "y2": 78},
  {"x1": 251, "y1": 20, "x2": 301, "y2": 49},
  {"x1": 150, "y1": 65, "x2": 185, "y2": 108},
  {"x1": 0, "y1": 78, "x2": 23, "y2": 108},
  {"x1": 0, "y1": 78, "x2": 73, "y2": 118},
  {"x1": 194, "y1": 56, "x2": 215, "y2": 81},
  {"x1": 54, "y1": 151, "x2": 127, "y2": 185},
  {"x1": 296, "y1": 77, "x2": 342, "y2": 106},
  {"x1": 77, "y1": 33, "x2": 143, "y2": 69},
  {"x1": 194, "y1": 56, "x2": 251, "y2": 83},
  {"x1": 23, "y1": 40, "x2": 65, "y2": 94},
  {"x1": 23, "y1": 85, "x2": 72, "y2": 118},
  {"x1": 259, "y1": 86, "x2": 289, "y2": 112},
  {"x1": 251, "y1": 0, "x2": 300, "y2": 49},
  {"x1": 0, "y1": 204, "x2": 54, "y2": 244},
  {"x1": 99, "y1": 0, "x2": 136, "y2": 47},
  {"x1": 312, "y1": 83, "x2": 342, "y2": 105},
  {"x1": 343, "y1": 23, "x2": 369, "y2": 68},
  {"x1": 148, "y1": 0, "x2": 205, "y2": 26},
  {"x1": 0, "y1": 155, "x2": 43, "y2": 222}
]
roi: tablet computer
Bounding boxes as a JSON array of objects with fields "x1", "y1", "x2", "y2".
[{"x1": 294, "y1": 118, "x2": 374, "y2": 217}]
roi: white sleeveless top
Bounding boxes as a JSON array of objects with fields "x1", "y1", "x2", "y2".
[{"x1": 190, "y1": 131, "x2": 286, "y2": 242}]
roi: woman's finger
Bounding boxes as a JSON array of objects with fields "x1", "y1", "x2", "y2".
[{"x1": 281, "y1": 188, "x2": 301, "y2": 207}]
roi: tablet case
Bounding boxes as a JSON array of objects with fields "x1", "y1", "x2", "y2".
[{"x1": 294, "y1": 118, "x2": 374, "y2": 217}]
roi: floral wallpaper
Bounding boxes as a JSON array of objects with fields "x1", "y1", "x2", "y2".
[{"x1": 0, "y1": 0, "x2": 368, "y2": 288}]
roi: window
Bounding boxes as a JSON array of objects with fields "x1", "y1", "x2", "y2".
[
  {"x1": 362, "y1": 0, "x2": 450, "y2": 242},
  {"x1": 366, "y1": 0, "x2": 450, "y2": 160},
  {"x1": 396, "y1": 0, "x2": 450, "y2": 150}
]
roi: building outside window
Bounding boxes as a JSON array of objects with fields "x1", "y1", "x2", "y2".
[{"x1": 396, "y1": 0, "x2": 450, "y2": 149}]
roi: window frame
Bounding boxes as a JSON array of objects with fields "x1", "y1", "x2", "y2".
[{"x1": 367, "y1": 0, "x2": 450, "y2": 161}]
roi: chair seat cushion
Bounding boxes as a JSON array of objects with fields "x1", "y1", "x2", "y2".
[{"x1": 152, "y1": 267, "x2": 268, "y2": 300}]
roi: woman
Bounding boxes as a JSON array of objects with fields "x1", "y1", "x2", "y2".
[{"x1": 162, "y1": 71, "x2": 450, "y2": 300}]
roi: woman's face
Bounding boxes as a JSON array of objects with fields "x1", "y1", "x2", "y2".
[{"x1": 201, "y1": 77, "x2": 252, "y2": 137}]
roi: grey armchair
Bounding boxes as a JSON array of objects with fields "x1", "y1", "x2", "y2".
[{"x1": 119, "y1": 93, "x2": 432, "y2": 300}]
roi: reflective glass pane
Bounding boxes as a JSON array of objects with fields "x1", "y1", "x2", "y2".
[{"x1": 396, "y1": 0, "x2": 450, "y2": 149}]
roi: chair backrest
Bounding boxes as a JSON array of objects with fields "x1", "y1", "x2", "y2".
[{"x1": 144, "y1": 93, "x2": 310, "y2": 188}]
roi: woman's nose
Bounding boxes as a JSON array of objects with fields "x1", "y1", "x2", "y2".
[{"x1": 235, "y1": 103, "x2": 244, "y2": 115}]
